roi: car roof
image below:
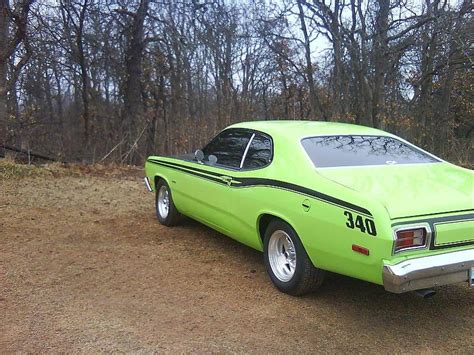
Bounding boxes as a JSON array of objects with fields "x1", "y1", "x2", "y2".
[{"x1": 228, "y1": 120, "x2": 393, "y2": 140}]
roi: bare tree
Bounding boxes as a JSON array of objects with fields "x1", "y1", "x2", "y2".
[
  {"x1": 59, "y1": 0, "x2": 91, "y2": 146},
  {"x1": 2, "y1": 0, "x2": 472, "y2": 166},
  {"x1": 118, "y1": 0, "x2": 150, "y2": 163},
  {"x1": 0, "y1": 0, "x2": 34, "y2": 144}
]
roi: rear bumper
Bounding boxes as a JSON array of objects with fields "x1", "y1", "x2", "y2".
[{"x1": 383, "y1": 249, "x2": 474, "y2": 293}]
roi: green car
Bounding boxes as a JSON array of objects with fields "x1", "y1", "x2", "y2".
[{"x1": 144, "y1": 121, "x2": 474, "y2": 296}]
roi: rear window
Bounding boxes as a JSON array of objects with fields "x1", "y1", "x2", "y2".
[{"x1": 301, "y1": 135, "x2": 440, "y2": 168}]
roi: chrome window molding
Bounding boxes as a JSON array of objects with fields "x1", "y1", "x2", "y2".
[{"x1": 240, "y1": 133, "x2": 255, "y2": 169}]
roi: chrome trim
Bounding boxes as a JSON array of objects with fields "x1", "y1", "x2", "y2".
[
  {"x1": 383, "y1": 249, "x2": 474, "y2": 293},
  {"x1": 240, "y1": 133, "x2": 255, "y2": 169},
  {"x1": 392, "y1": 223, "x2": 431, "y2": 255},
  {"x1": 144, "y1": 177, "x2": 153, "y2": 192},
  {"x1": 220, "y1": 175, "x2": 236, "y2": 186}
]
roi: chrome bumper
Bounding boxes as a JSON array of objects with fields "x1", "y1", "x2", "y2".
[
  {"x1": 144, "y1": 177, "x2": 153, "y2": 192},
  {"x1": 383, "y1": 249, "x2": 474, "y2": 293}
]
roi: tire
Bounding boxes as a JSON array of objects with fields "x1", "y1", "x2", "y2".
[
  {"x1": 155, "y1": 179, "x2": 181, "y2": 226},
  {"x1": 263, "y1": 219, "x2": 325, "y2": 296}
]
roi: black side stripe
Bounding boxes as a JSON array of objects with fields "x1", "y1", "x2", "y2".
[
  {"x1": 391, "y1": 213, "x2": 474, "y2": 227},
  {"x1": 148, "y1": 159, "x2": 373, "y2": 218},
  {"x1": 151, "y1": 160, "x2": 226, "y2": 185},
  {"x1": 150, "y1": 158, "x2": 232, "y2": 177},
  {"x1": 236, "y1": 178, "x2": 373, "y2": 217},
  {"x1": 391, "y1": 209, "x2": 474, "y2": 221}
]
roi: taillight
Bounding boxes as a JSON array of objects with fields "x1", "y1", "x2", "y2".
[{"x1": 394, "y1": 228, "x2": 427, "y2": 252}]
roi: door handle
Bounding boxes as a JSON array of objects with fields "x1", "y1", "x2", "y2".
[{"x1": 220, "y1": 176, "x2": 233, "y2": 186}]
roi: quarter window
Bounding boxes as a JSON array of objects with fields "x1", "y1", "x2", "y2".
[
  {"x1": 242, "y1": 134, "x2": 272, "y2": 169},
  {"x1": 203, "y1": 130, "x2": 252, "y2": 168}
]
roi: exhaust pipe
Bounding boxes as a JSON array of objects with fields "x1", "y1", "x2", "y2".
[{"x1": 415, "y1": 288, "x2": 436, "y2": 298}]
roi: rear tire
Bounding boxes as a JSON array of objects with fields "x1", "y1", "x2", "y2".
[
  {"x1": 155, "y1": 179, "x2": 181, "y2": 226},
  {"x1": 263, "y1": 220, "x2": 325, "y2": 296}
]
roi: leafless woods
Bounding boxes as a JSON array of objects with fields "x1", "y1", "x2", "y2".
[{"x1": 0, "y1": 0, "x2": 472, "y2": 164}]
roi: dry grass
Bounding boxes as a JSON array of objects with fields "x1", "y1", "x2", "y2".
[
  {"x1": 1, "y1": 162, "x2": 473, "y2": 353},
  {"x1": 0, "y1": 158, "x2": 68, "y2": 180},
  {"x1": 0, "y1": 158, "x2": 143, "y2": 180},
  {"x1": 0, "y1": 161, "x2": 474, "y2": 354}
]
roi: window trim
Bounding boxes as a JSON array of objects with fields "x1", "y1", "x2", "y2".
[
  {"x1": 201, "y1": 128, "x2": 274, "y2": 171},
  {"x1": 239, "y1": 131, "x2": 274, "y2": 171},
  {"x1": 300, "y1": 134, "x2": 443, "y2": 169},
  {"x1": 240, "y1": 133, "x2": 255, "y2": 168}
]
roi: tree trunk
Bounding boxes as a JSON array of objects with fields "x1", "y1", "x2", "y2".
[
  {"x1": 75, "y1": 0, "x2": 90, "y2": 146},
  {"x1": 371, "y1": 0, "x2": 390, "y2": 128},
  {"x1": 330, "y1": 0, "x2": 345, "y2": 119},
  {"x1": 296, "y1": 0, "x2": 325, "y2": 120},
  {"x1": 122, "y1": 0, "x2": 150, "y2": 163},
  {"x1": 0, "y1": 0, "x2": 9, "y2": 144}
]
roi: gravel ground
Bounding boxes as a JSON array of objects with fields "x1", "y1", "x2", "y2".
[{"x1": 1, "y1": 169, "x2": 473, "y2": 353}]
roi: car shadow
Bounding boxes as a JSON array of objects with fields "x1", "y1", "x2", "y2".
[
  {"x1": 177, "y1": 215, "x2": 472, "y2": 302},
  {"x1": 146, "y1": 212, "x2": 473, "y2": 349}
]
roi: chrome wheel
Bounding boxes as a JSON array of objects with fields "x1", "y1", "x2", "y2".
[
  {"x1": 157, "y1": 185, "x2": 170, "y2": 219},
  {"x1": 268, "y1": 230, "x2": 297, "y2": 282}
]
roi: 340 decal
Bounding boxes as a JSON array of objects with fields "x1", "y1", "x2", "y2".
[{"x1": 344, "y1": 211, "x2": 377, "y2": 236}]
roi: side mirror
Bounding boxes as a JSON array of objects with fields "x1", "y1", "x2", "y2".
[{"x1": 194, "y1": 149, "x2": 204, "y2": 163}]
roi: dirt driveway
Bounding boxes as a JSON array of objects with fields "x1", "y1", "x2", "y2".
[{"x1": 1, "y1": 167, "x2": 473, "y2": 353}]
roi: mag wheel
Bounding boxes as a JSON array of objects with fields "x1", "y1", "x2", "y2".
[
  {"x1": 155, "y1": 179, "x2": 181, "y2": 226},
  {"x1": 264, "y1": 220, "x2": 325, "y2": 296},
  {"x1": 268, "y1": 230, "x2": 297, "y2": 282}
]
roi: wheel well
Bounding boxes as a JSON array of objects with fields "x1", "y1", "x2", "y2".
[
  {"x1": 154, "y1": 175, "x2": 164, "y2": 189},
  {"x1": 258, "y1": 214, "x2": 288, "y2": 244}
]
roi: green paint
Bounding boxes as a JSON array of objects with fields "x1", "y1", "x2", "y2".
[
  {"x1": 145, "y1": 121, "x2": 474, "y2": 287},
  {"x1": 434, "y1": 220, "x2": 474, "y2": 246}
]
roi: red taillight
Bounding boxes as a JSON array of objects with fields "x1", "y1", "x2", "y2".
[{"x1": 395, "y1": 228, "x2": 427, "y2": 252}]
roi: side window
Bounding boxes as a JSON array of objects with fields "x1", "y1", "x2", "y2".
[
  {"x1": 242, "y1": 134, "x2": 272, "y2": 169},
  {"x1": 203, "y1": 130, "x2": 252, "y2": 169}
]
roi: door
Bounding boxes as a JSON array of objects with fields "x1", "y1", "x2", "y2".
[
  {"x1": 226, "y1": 132, "x2": 273, "y2": 247},
  {"x1": 180, "y1": 129, "x2": 253, "y2": 234}
]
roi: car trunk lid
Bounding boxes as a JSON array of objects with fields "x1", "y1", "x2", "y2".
[{"x1": 317, "y1": 162, "x2": 474, "y2": 220}]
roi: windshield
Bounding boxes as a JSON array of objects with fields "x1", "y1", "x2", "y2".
[{"x1": 301, "y1": 135, "x2": 440, "y2": 168}]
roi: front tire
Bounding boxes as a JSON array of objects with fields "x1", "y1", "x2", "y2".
[
  {"x1": 264, "y1": 220, "x2": 325, "y2": 296},
  {"x1": 155, "y1": 179, "x2": 181, "y2": 226}
]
